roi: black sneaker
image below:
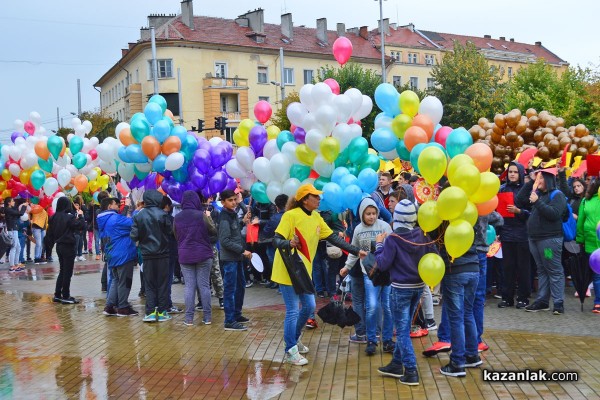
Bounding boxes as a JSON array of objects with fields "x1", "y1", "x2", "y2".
[
  {"x1": 425, "y1": 319, "x2": 437, "y2": 330},
  {"x1": 497, "y1": 300, "x2": 514, "y2": 308},
  {"x1": 103, "y1": 305, "x2": 117, "y2": 316},
  {"x1": 61, "y1": 297, "x2": 80, "y2": 304},
  {"x1": 219, "y1": 298, "x2": 224, "y2": 309},
  {"x1": 195, "y1": 303, "x2": 203, "y2": 311},
  {"x1": 440, "y1": 360, "x2": 466, "y2": 377},
  {"x1": 382, "y1": 340, "x2": 395, "y2": 353},
  {"x1": 52, "y1": 296, "x2": 62, "y2": 303},
  {"x1": 464, "y1": 355, "x2": 483, "y2": 368},
  {"x1": 224, "y1": 322, "x2": 248, "y2": 331},
  {"x1": 236, "y1": 316, "x2": 250, "y2": 324},
  {"x1": 317, "y1": 291, "x2": 326, "y2": 298},
  {"x1": 553, "y1": 302, "x2": 564, "y2": 315},
  {"x1": 101, "y1": 286, "x2": 107, "y2": 293},
  {"x1": 516, "y1": 300, "x2": 529, "y2": 309},
  {"x1": 378, "y1": 361, "x2": 403, "y2": 378},
  {"x1": 365, "y1": 341, "x2": 377, "y2": 356},
  {"x1": 399, "y1": 368, "x2": 419, "y2": 386},
  {"x1": 525, "y1": 301, "x2": 550, "y2": 312}
]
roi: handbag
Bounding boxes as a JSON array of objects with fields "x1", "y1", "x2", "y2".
[
  {"x1": 1, "y1": 228, "x2": 14, "y2": 247},
  {"x1": 326, "y1": 242, "x2": 343, "y2": 259},
  {"x1": 278, "y1": 246, "x2": 315, "y2": 295}
]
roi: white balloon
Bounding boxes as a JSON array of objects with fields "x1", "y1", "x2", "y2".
[
  {"x1": 117, "y1": 162, "x2": 134, "y2": 182},
  {"x1": 89, "y1": 136, "x2": 99, "y2": 149},
  {"x1": 252, "y1": 157, "x2": 273, "y2": 184},
  {"x1": 15, "y1": 137, "x2": 26, "y2": 147},
  {"x1": 69, "y1": 187, "x2": 79, "y2": 196},
  {"x1": 115, "y1": 122, "x2": 129, "y2": 137},
  {"x1": 300, "y1": 113, "x2": 317, "y2": 132},
  {"x1": 305, "y1": 129, "x2": 325, "y2": 153},
  {"x1": 266, "y1": 181, "x2": 283, "y2": 204},
  {"x1": 20, "y1": 214, "x2": 29, "y2": 222},
  {"x1": 345, "y1": 88, "x2": 364, "y2": 116},
  {"x1": 136, "y1": 162, "x2": 153, "y2": 172},
  {"x1": 208, "y1": 137, "x2": 223, "y2": 145},
  {"x1": 36, "y1": 126, "x2": 48, "y2": 137},
  {"x1": 281, "y1": 142, "x2": 299, "y2": 165},
  {"x1": 270, "y1": 153, "x2": 291, "y2": 182},
  {"x1": 75, "y1": 125, "x2": 87, "y2": 137},
  {"x1": 165, "y1": 152, "x2": 185, "y2": 171},
  {"x1": 8, "y1": 163, "x2": 21, "y2": 177},
  {"x1": 71, "y1": 118, "x2": 82, "y2": 129},
  {"x1": 56, "y1": 155, "x2": 69, "y2": 168},
  {"x1": 96, "y1": 143, "x2": 113, "y2": 162},
  {"x1": 348, "y1": 123, "x2": 363, "y2": 141},
  {"x1": 9, "y1": 146, "x2": 22, "y2": 161},
  {"x1": 87, "y1": 170, "x2": 98, "y2": 182},
  {"x1": 311, "y1": 82, "x2": 333, "y2": 107},
  {"x1": 302, "y1": 178, "x2": 316, "y2": 186},
  {"x1": 120, "y1": 179, "x2": 131, "y2": 193},
  {"x1": 20, "y1": 151, "x2": 38, "y2": 170},
  {"x1": 299, "y1": 84, "x2": 315, "y2": 111},
  {"x1": 43, "y1": 177, "x2": 59, "y2": 195},
  {"x1": 332, "y1": 123, "x2": 352, "y2": 151},
  {"x1": 313, "y1": 155, "x2": 334, "y2": 178},
  {"x1": 66, "y1": 165, "x2": 78, "y2": 176},
  {"x1": 282, "y1": 178, "x2": 302, "y2": 197},
  {"x1": 353, "y1": 95, "x2": 373, "y2": 121},
  {"x1": 286, "y1": 102, "x2": 308, "y2": 127},
  {"x1": 374, "y1": 115, "x2": 393, "y2": 130},
  {"x1": 99, "y1": 160, "x2": 117, "y2": 174},
  {"x1": 225, "y1": 159, "x2": 248, "y2": 179},
  {"x1": 57, "y1": 169, "x2": 72, "y2": 188},
  {"x1": 262, "y1": 139, "x2": 279, "y2": 160},
  {"x1": 380, "y1": 148, "x2": 400, "y2": 161},
  {"x1": 419, "y1": 96, "x2": 444, "y2": 126},
  {"x1": 29, "y1": 112, "x2": 41, "y2": 124},
  {"x1": 14, "y1": 119, "x2": 24, "y2": 132},
  {"x1": 236, "y1": 146, "x2": 255, "y2": 172},
  {"x1": 81, "y1": 138, "x2": 92, "y2": 153},
  {"x1": 334, "y1": 94, "x2": 354, "y2": 124},
  {"x1": 313, "y1": 105, "x2": 337, "y2": 134},
  {"x1": 239, "y1": 173, "x2": 257, "y2": 191},
  {"x1": 82, "y1": 120, "x2": 93, "y2": 134},
  {"x1": 1, "y1": 146, "x2": 10, "y2": 160}
]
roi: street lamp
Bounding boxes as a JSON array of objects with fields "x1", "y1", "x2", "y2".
[
  {"x1": 270, "y1": 80, "x2": 285, "y2": 104},
  {"x1": 375, "y1": 0, "x2": 387, "y2": 83}
]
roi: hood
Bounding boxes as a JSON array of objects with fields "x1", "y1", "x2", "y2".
[
  {"x1": 358, "y1": 197, "x2": 378, "y2": 223},
  {"x1": 400, "y1": 184, "x2": 416, "y2": 204},
  {"x1": 181, "y1": 190, "x2": 201, "y2": 210},
  {"x1": 96, "y1": 209, "x2": 117, "y2": 231},
  {"x1": 539, "y1": 171, "x2": 557, "y2": 193},
  {"x1": 505, "y1": 161, "x2": 525, "y2": 186},
  {"x1": 55, "y1": 197, "x2": 73, "y2": 213},
  {"x1": 143, "y1": 189, "x2": 164, "y2": 208},
  {"x1": 392, "y1": 227, "x2": 427, "y2": 254}
]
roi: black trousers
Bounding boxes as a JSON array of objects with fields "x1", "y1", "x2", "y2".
[
  {"x1": 501, "y1": 241, "x2": 531, "y2": 302},
  {"x1": 55, "y1": 244, "x2": 76, "y2": 299},
  {"x1": 143, "y1": 257, "x2": 170, "y2": 314}
]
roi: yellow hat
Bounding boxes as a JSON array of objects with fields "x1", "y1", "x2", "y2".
[{"x1": 295, "y1": 184, "x2": 323, "y2": 201}]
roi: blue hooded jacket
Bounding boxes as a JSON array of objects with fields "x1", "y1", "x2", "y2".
[{"x1": 97, "y1": 209, "x2": 137, "y2": 268}]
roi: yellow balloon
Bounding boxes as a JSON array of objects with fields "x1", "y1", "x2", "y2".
[
  {"x1": 295, "y1": 144, "x2": 317, "y2": 166},
  {"x1": 238, "y1": 119, "x2": 255, "y2": 136},
  {"x1": 437, "y1": 187, "x2": 468, "y2": 220},
  {"x1": 320, "y1": 137, "x2": 340, "y2": 163},
  {"x1": 418, "y1": 253, "x2": 446, "y2": 286},
  {"x1": 418, "y1": 200, "x2": 442, "y2": 233},
  {"x1": 399, "y1": 90, "x2": 420, "y2": 117},
  {"x1": 266, "y1": 125, "x2": 281, "y2": 140},
  {"x1": 447, "y1": 154, "x2": 475, "y2": 180},
  {"x1": 2, "y1": 189, "x2": 12, "y2": 199},
  {"x1": 233, "y1": 129, "x2": 249, "y2": 147},
  {"x1": 98, "y1": 175, "x2": 109, "y2": 186},
  {"x1": 19, "y1": 170, "x2": 30, "y2": 185},
  {"x1": 469, "y1": 172, "x2": 500, "y2": 204},
  {"x1": 89, "y1": 181, "x2": 100, "y2": 192},
  {"x1": 418, "y1": 147, "x2": 447, "y2": 185},
  {"x1": 448, "y1": 163, "x2": 481, "y2": 196},
  {"x1": 0, "y1": 181, "x2": 6, "y2": 192},
  {"x1": 453, "y1": 201, "x2": 478, "y2": 226},
  {"x1": 1, "y1": 169, "x2": 11, "y2": 181},
  {"x1": 445, "y1": 219, "x2": 475, "y2": 259},
  {"x1": 391, "y1": 114, "x2": 412, "y2": 139}
]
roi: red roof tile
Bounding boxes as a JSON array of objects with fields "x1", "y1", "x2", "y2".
[{"x1": 371, "y1": 27, "x2": 437, "y2": 50}]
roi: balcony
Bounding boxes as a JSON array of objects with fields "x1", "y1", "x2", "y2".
[
  {"x1": 222, "y1": 111, "x2": 241, "y2": 122},
  {"x1": 203, "y1": 77, "x2": 248, "y2": 90}
]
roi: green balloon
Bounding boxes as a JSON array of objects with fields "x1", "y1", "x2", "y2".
[
  {"x1": 73, "y1": 153, "x2": 87, "y2": 170},
  {"x1": 347, "y1": 166, "x2": 359, "y2": 176},
  {"x1": 47, "y1": 135, "x2": 63, "y2": 160},
  {"x1": 348, "y1": 137, "x2": 369, "y2": 164},
  {"x1": 130, "y1": 116, "x2": 151, "y2": 143},
  {"x1": 360, "y1": 154, "x2": 381, "y2": 171},
  {"x1": 314, "y1": 177, "x2": 330, "y2": 191},
  {"x1": 276, "y1": 131, "x2": 294, "y2": 151},
  {"x1": 38, "y1": 158, "x2": 54, "y2": 173},
  {"x1": 134, "y1": 165, "x2": 150, "y2": 180},
  {"x1": 30, "y1": 170, "x2": 46, "y2": 190},
  {"x1": 289, "y1": 164, "x2": 311, "y2": 181},
  {"x1": 250, "y1": 181, "x2": 269, "y2": 204},
  {"x1": 149, "y1": 94, "x2": 168, "y2": 113},
  {"x1": 69, "y1": 136, "x2": 83, "y2": 155},
  {"x1": 334, "y1": 148, "x2": 349, "y2": 168},
  {"x1": 31, "y1": 196, "x2": 40, "y2": 205}
]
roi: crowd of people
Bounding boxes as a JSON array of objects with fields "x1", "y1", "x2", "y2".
[{"x1": 2, "y1": 160, "x2": 599, "y2": 386}]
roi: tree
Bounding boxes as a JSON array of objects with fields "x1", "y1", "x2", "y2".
[
  {"x1": 430, "y1": 41, "x2": 506, "y2": 127},
  {"x1": 56, "y1": 110, "x2": 118, "y2": 141},
  {"x1": 270, "y1": 92, "x2": 300, "y2": 131}
]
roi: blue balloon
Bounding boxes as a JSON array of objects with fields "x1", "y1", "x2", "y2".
[
  {"x1": 331, "y1": 167, "x2": 350, "y2": 185},
  {"x1": 171, "y1": 126, "x2": 188, "y2": 142},
  {"x1": 340, "y1": 173, "x2": 359, "y2": 189},
  {"x1": 118, "y1": 146, "x2": 132, "y2": 163},
  {"x1": 172, "y1": 166, "x2": 189, "y2": 183},
  {"x1": 162, "y1": 115, "x2": 175, "y2": 129},
  {"x1": 409, "y1": 143, "x2": 427, "y2": 174},
  {"x1": 152, "y1": 154, "x2": 167, "y2": 173},
  {"x1": 134, "y1": 165, "x2": 150, "y2": 180},
  {"x1": 322, "y1": 182, "x2": 344, "y2": 212},
  {"x1": 357, "y1": 168, "x2": 378, "y2": 193},
  {"x1": 130, "y1": 115, "x2": 151, "y2": 143},
  {"x1": 182, "y1": 135, "x2": 199, "y2": 161},
  {"x1": 374, "y1": 83, "x2": 401, "y2": 116},
  {"x1": 152, "y1": 120, "x2": 171, "y2": 144},
  {"x1": 126, "y1": 144, "x2": 149, "y2": 164},
  {"x1": 396, "y1": 140, "x2": 411, "y2": 161},
  {"x1": 446, "y1": 127, "x2": 473, "y2": 158},
  {"x1": 343, "y1": 184, "x2": 363, "y2": 213},
  {"x1": 148, "y1": 94, "x2": 168, "y2": 113},
  {"x1": 371, "y1": 127, "x2": 399, "y2": 152},
  {"x1": 144, "y1": 102, "x2": 163, "y2": 125}
]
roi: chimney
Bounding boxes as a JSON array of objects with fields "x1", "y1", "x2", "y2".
[
  {"x1": 181, "y1": 0, "x2": 194, "y2": 30},
  {"x1": 535, "y1": 41, "x2": 542, "y2": 46},
  {"x1": 147, "y1": 14, "x2": 176, "y2": 29},
  {"x1": 359, "y1": 26, "x2": 369, "y2": 40},
  {"x1": 347, "y1": 27, "x2": 359, "y2": 36},
  {"x1": 122, "y1": 49, "x2": 129, "y2": 57},
  {"x1": 484, "y1": 34, "x2": 491, "y2": 39},
  {"x1": 390, "y1": 23, "x2": 397, "y2": 30},
  {"x1": 510, "y1": 38, "x2": 514, "y2": 42},
  {"x1": 140, "y1": 27, "x2": 150, "y2": 41},
  {"x1": 316, "y1": 18, "x2": 328, "y2": 44},
  {"x1": 499, "y1": 36, "x2": 505, "y2": 41},
  {"x1": 238, "y1": 8, "x2": 264, "y2": 33},
  {"x1": 337, "y1": 23, "x2": 345, "y2": 37},
  {"x1": 382, "y1": 18, "x2": 390, "y2": 35},
  {"x1": 281, "y1": 13, "x2": 293, "y2": 40}
]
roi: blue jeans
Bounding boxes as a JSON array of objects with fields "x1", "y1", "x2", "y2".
[
  {"x1": 351, "y1": 274, "x2": 366, "y2": 336},
  {"x1": 222, "y1": 261, "x2": 245, "y2": 324},
  {"x1": 279, "y1": 284, "x2": 316, "y2": 352},
  {"x1": 18, "y1": 235, "x2": 26, "y2": 263},
  {"x1": 594, "y1": 271, "x2": 600, "y2": 306},
  {"x1": 312, "y1": 245, "x2": 328, "y2": 293},
  {"x1": 33, "y1": 228, "x2": 45, "y2": 259},
  {"x1": 529, "y1": 237, "x2": 564, "y2": 305},
  {"x1": 390, "y1": 287, "x2": 422, "y2": 369},
  {"x1": 364, "y1": 275, "x2": 393, "y2": 343},
  {"x1": 8, "y1": 230, "x2": 20, "y2": 267},
  {"x1": 442, "y1": 271, "x2": 479, "y2": 366},
  {"x1": 94, "y1": 228, "x2": 101, "y2": 255},
  {"x1": 474, "y1": 252, "x2": 487, "y2": 344}
]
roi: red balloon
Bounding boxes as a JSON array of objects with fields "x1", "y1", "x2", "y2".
[
  {"x1": 290, "y1": 124, "x2": 297, "y2": 133},
  {"x1": 253, "y1": 100, "x2": 272, "y2": 124},
  {"x1": 89, "y1": 149, "x2": 98, "y2": 160},
  {"x1": 332, "y1": 37, "x2": 353, "y2": 66},
  {"x1": 324, "y1": 78, "x2": 340, "y2": 95},
  {"x1": 24, "y1": 121, "x2": 35, "y2": 135},
  {"x1": 435, "y1": 126, "x2": 453, "y2": 148}
]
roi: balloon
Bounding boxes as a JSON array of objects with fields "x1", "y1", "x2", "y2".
[
  {"x1": 57, "y1": 169, "x2": 72, "y2": 188},
  {"x1": 411, "y1": 114, "x2": 435, "y2": 141},
  {"x1": 455, "y1": 201, "x2": 478, "y2": 226},
  {"x1": 281, "y1": 142, "x2": 299, "y2": 165},
  {"x1": 24, "y1": 121, "x2": 35, "y2": 135},
  {"x1": 374, "y1": 83, "x2": 400, "y2": 116},
  {"x1": 233, "y1": 129, "x2": 249, "y2": 147},
  {"x1": 323, "y1": 78, "x2": 340, "y2": 95},
  {"x1": 320, "y1": 137, "x2": 340, "y2": 163},
  {"x1": 236, "y1": 146, "x2": 256, "y2": 172},
  {"x1": 72, "y1": 152, "x2": 88, "y2": 169},
  {"x1": 290, "y1": 164, "x2": 311, "y2": 182},
  {"x1": 469, "y1": 172, "x2": 500, "y2": 204},
  {"x1": 144, "y1": 102, "x2": 163, "y2": 125},
  {"x1": 238, "y1": 119, "x2": 256, "y2": 137},
  {"x1": 34, "y1": 141, "x2": 50, "y2": 160},
  {"x1": 69, "y1": 135, "x2": 84, "y2": 155},
  {"x1": 322, "y1": 182, "x2": 343, "y2": 211},
  {"x1": 20, "y1": 151, "x2": 38, "y2": 170},
  {"x1": 295, "y1": 144, "x2": 316, "y2": 166},
  {"x1": 254, "y1": 100, "x2": 272, "y2": 124},
  {"x1": 47, "y1": 135, "x2": 63, "y2": 160},
  {"x1": 332, "y1": 37, "x2": 353, "y2": 65},
  {"x1": 396, "y1": 140, "x2": 411, "y2": 161},
  {"x1": 263, "y1": 139, "x2": 279, "y2": 160},
  {"x1": 447, "y1": 154, "x2": 476, "y2": 180},
  {"x1": 448, "y1": 163, "x2": 481, "y2": 197},
  {"x1": 331, "y1": 167, "x2": 350, "y2": 185},
  {"x1": 282, "y1": 178, "x2": 302, "y2": 197},
  {"x1": 445, "y1": 127, "x2": 473, "y2": 159},
  {"x1": 293, "y1": 127, "x2": 306, "y2": 144},
  {"x1": 305, "y1": 129, "x2": 325, "y2": 153},
  {"x1": 437, "y1": 187, "x2": 468, "y2": 221},
  {"x1": 286, "y1": 103, "x2": 308, "y2": 127},
  {"x1": 270, "y1": 153, "x2": 292, "y2": 182},
  {"x1": 250, "y1": 181, "x2": 270, "y2": 204},
  {"x1": 419, "y1": 96, "x2": 444, "y2": 126},
  {"x1": 445, "y1": 219, "x2": 475, "y2": 259},
  {"x1": 19, "y1": 169, "x2": 30, "y2": 185},
  {"x1": 589, "y1": 249, "x2": 600, "y2": 274},
  {"x1": 399, "y1": 90, "x2": 420, "y2": 117},
  {"x1": 391, "y1": 114, "x2": 412, "y2": 139},
  {"x1": 38, "y1": 158, "x2": 53, "y2": 173},
  {"x1": 360, "y1": 154, "x2": 381, "y2": 172},
  {"x1": 130, "y1": 115, "x2": 151, "y2": 143},
  {"x1": 418, "y1": 201, "x2": 442, "y2": 233},
  {"x1": 31, "y1": 204, "x2": 43, "y2": 214},
  {"x1": 465, "y1": 143, "x2": 493, "y2": 172},
  {"x1": 149, "y1": 94, "x2": 168, "y2": 113},
  {"x1": 152, "y1": 154, "x2": 167, "y2": 173},
  {"x1": 409, "y1": 143, "x2": 427, "y2": 174},
  {"x1": 340, "y1": 174, "x2": 359, "y2": 190},
  {"x1": 162, "y1": 136, "x2": 182, "y2": 156},
  {"x1": 313, "y1": 155, "x2": 334, "y2": 178},
  {"x1": 434, "y1": 126, "x2": 453, "y2": 148},
  {"x1": 353, "y1": 95, "x2": 374, "y2": 121},
  {"x1": 141, "y1": 135, "x2": 161, "y2": 160},
  {"x1": 343, "y1": 184, "x2": 363, "y2": 212},
  {"x1": 266, "y1": 125, "x2": 280, "y2": 140},
  {"x1": 418, "y1": 253, "x2": 445, "y2": 286},
  {"x1": 403, "y1": 126, "x2": 428, "y2": 152},
  {"x1": 165, "y1": 152, "x2": 185, "y2": 171},
  {"x1": 210, "y1": 141, "x2": 233, "y2": 169},
  {"x1": 486, "y1": 225, "x2": 497, "y2": 245},
  {"x1": 249, "y1": 125, "x2": 268, "y2": 155},
  {"x1": 252, "y1": 157, "x2": 273, "y2": 184},
  {"x1": 225, "y1": 159, "x2": 247, "y2": 179},
  {"x1": 266, "y1": 181, "x2": 283, "y2": 203},
  {"x1": 371, "y1": 128, "x2": 398, "y2": 153},
  {"x1": 418, "y1": 146, "x2": 447, "y2": 185},
  {"x1": 152, "y1": 120, "x2": 171, "y2": 144},
  {"x1": 475, "y1": 196, "x2": 499, "y2": 216},
  {"x1": 276, "y1": 130, "x2": 295, "y2": 150},
  {"x1": 333, "y1": 94, "x2": 353, "y2": 123},
  {"x1": 1, "y1": 169, "x2": 10, "y2": 181},
  {"x1": 348, "y1": 137, "x2": 369, "y2": 164},
  {"x1": 74, "y1": 175, "x2": 88, "y2": 193},
  {"x1": 357, "y1": 168, "x2": 378, "y2": 193}
]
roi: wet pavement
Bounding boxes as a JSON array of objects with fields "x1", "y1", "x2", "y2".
[{"x1": 1, "y1": 257, "x2": 599, "y2": 399}]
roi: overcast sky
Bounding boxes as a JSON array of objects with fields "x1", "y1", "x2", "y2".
[{"x1": 1, "y1": 0, "x2": 598, "y2": 143}]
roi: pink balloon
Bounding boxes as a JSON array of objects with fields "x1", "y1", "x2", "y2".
[
  {"x1": 253, "y1": 100, "x2": 272, "y2": 124},
  {"x1": 324, "y1": 78, "x2": 340, "y2": 95},
  {"x1": 24, "y1": 121, "x2": 35, "y2": 135},
  {"x1": 290, "y1": 124, "x2": 297, "y2": 133},
  {"x1": 332, "y1": 37, "x2": 353, "y2": 66},
  {"x1": 435, "y1": 126, "x2": 453, "y2": 148},
  {"x1": 89, "y1": 149, "x2": 98, "y2": 160}
]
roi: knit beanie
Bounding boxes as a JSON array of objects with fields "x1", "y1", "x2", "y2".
[{"x1": 393, "y1": 199, "x2": 417, "y2": 230}]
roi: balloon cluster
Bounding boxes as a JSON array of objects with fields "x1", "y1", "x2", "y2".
[{"x1": 469, "y1": 109, "x2": 595, "y2": 173}]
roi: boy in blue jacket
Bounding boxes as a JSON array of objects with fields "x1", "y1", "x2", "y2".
[{"x1": 98, "y1": 197, "x2": 139, "y2": 317}]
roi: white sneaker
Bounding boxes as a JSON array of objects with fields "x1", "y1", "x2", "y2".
[
  {"x1": 297, "y1": 341, "x2": 309, "y2": 354},
  {"x1": 284, "y1": 345, "x2": 308, "y2": 366}
]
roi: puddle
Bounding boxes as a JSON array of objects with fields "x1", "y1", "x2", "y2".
[
  {"x1": 247, "y1": 361, "x2": 297, "y2": 400},
  {"x1": 0, "y1": 264, "x2": 104, "y2": 281}
]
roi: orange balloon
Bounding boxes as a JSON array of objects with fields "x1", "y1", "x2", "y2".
[
  {"x1": 465, "y1": 143, "x2": 493, "y2": 172},
  {"x1": 412, "y1": 115, "x2": 435, "y2": 141},
  {"x1": 119, "y1": 127, "x2": 137, "y2": 146},
  {"x1": 476, "y1": 196, "x2": 498, "y2": 216},
  {"x1": 60, "y1": 138, "x2": 67, "y2": 157},
  {"x1": 2, "y1": 189, "x2": 12, "y2": 199},
  {"x1": 164, "y1": 109, "x2": 174, "y2": 119},
  {"x1": 74, "y1": 175, "x2": 88, "y2": 193},
  {"x1": 31, "y1": 204, "x2": 43, "y2": 214},
  {"x1": 35, "y1": 141, "x2": 51, "y2": 160},
  {"x1": 141, "y1": 136, "x2": 161, "y2": 160},
  {"x1": 162, "y1": 136, "x2": 182, "y2": 156},
  {"x1": 404, "y1": 126, "x2": 428, "y2": 152}
]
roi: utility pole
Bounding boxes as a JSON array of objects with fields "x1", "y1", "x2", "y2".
[
  {"x1": 151, "y1": 27, "x2": 159, "y2": 95},
  {"x1": 177, "y1": 68, "x2": 183, "y2": 126},
  {"x1": 56, "y1": 107, "x2": 60, "y2": 130},
  {"x1": 77, "y1": 79, "x2": 82, "y2": 114},
  {"x1": 378, "y1": 0, "x2": 386, "y2": 83},
  {"x1": 279, "y1": 47, "x2": 285, "y2": 101}
]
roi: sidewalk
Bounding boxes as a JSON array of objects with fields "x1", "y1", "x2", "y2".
[{"x1": 0, "y1": 257, "x2": 599, "y2": 399}]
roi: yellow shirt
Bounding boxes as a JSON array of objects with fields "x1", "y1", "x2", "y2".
[
  {"x1": 30, "y1": 209, "x2": 48, "y2": 230},
  {"x1": 271, "y1": 208, "x2": 333, "y2": 286}
]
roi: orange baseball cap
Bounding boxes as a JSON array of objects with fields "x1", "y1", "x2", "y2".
[{"x1": 295, "y1": 184, "x2": 323, "y2": 201}]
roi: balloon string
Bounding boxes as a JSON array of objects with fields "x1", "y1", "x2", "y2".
[{"x1": 389, "y1": 233, "x2": 441, "y2": 247}]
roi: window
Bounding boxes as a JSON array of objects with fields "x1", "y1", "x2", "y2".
[
  {"x1": 508, "y1": 67, "x2": 513, "y2": 78},
  {"x1": 303, "y1": 69, "x2": 314, "y2": 85},
  {"x1": 258, "y1": 96, "x2": 270, "y2": 102},
  {"x1": 409, "y1": 77, "x2": 419, "y2": 90},
  {"x1": 427, "y1": 78, "x2": 435, "y2": 89},
  {"x1": 220, "y1": 94, "x2": 239, "y2": 113},
  {"x1": 215, "y1": 62, "x2": 227, "y2": 78},
  {"x1": 148, "y1": 59, "x2": 173, "y2": 79},
  {"x1": 392, "y1": 76, "x2": 402, "y2": 87},
  {"x1": 257, "y1": 66, "x2": 268, "y2": 83},
  {"x1": 284, "y1": 68, "x2": 294, "y2": 85},
  {"x1": 390, "y1": 51, "x2": 402, "y2": 62},
  {"x1": 425, "y1": 54, "x2": 435, "y2": 65},
  {"x1": 408, "y1": 53, "x2": 418, "y2": 64}
]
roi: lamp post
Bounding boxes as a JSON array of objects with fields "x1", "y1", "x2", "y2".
[{"x1": 375, "y1": 0, "x2": 387, "y2": 83}]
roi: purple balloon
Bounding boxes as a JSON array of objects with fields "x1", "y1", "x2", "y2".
[
  {"x1": 11, "y1": 132, "x2": 22, "y2": 143},
  {"x1": 590, "y1": 249, "x2": 600, "y2": 274},
  {"x1": 197, "y1": 137, "x2": 211, "y2": 153},
  {"x1": 129, "y1": 176, "x2": 141, "y2": 188},
  {"x1": 193, "y1": 148, "x2": 212, "y2": 174},
  {"x1": 191, "y1": 171, "x2": 207, "y2": 189},
  {"x1": 210, "y1": 142, "x2": 233, "y2": 169},
  {"x1": 294, "y1": 127, "x2": 306, "y2": 144},
  {"x1": 225, "y1": 178, "x2": 237, "y2": 191},
  {"x1": 209, "y1": 170, "x2": 228, "y2": 195},
  {"x1": 249, "y1": 125, "x2": 268, "y2": 155},
  {"x1": 162, "y1": 170, "x2": 172, "y2": 180},
  {"x1": 144, "y1": 173, "x2": 158, "y2": 190}
]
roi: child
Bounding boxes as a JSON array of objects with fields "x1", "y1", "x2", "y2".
[
  {"x1": 340, "y1": 197, "x2": 393, "y2": 356},
  {"x1": 374, "y1": 200, "x2": 439, "y2": 385},
  {"x1": 97, "y1": 197, "x2": 139, "y2": 317}
]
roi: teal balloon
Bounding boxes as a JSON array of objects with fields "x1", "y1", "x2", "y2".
[
  {"x1": 69, "y1": 136, "x2": 83, "y2": 155},
  {"x1": 334, "y1": 148, "x2": 349, "y2": 168},
  {"x1": 396, "y1": 140, "x2": 411, "y2": 161},
  {"x1": 360, "y1": 154, "x2": 381, "y2": 172},
  {"x1": 409, "y1": 143, "x2": 427, "y2": 175},
  {"x1": 73, "y1": 152, "x2": 88, "y2": 169},
  {"x1": 171, "y1": 166, "x2": 187, "y2": 183},
  {"x1": 427, "y1": 142, "x2": 448, "y2": 157},
  {"x1": 486, "y1": 225, "x2": 497, "y2": 246},
  {"x1": 144, "y1": 102, "x2": 163, "y2": 125},
  {"x1": 446, "y1": 127, "x2": 473, "y2": 158},
  {"x1": 374, "y1": 83, "x2": 400, "y2": 116},
  {"x1": 314, "y1": 176, "x2": 330, "y2": 191},
  {"x1": 38, "y1": 158, "x2": 54, "y2": 173},
  {"x1": 131, "y1": 115, "x2": 151, "y2": 142},
  {"x1": 182, "y1": 134, "x2": 199, "y2": 161},
  {"x1": 162, "y1": 115, "x2": 175, "y2": 129},
  {"x1": 30, "y1": 170, "x2": 46, "y2": 190},
  {"x1": 290, "y1": 164, "x2": 311, "y2": 181},
  {"x1": 348, "y1": 137, "x2": 369, "y2": 164},
  {"x1": 171, "y1": 126, "x2": 188, "y2": 141},
  {"x1": 47, "y1": 135, "x2": 62, "y2": 160},
  {"x1": 152, "y1": 120, "x2": 171, "y2": 144},
  {"x1": 357, "y1": 168, "x2": 378, "y2": 193},
  {"x1": 149, "y1": 94, "x2": 168, "y2": 113},
  {"x1": 276, "y1": 130, "x2": 294, "y2": 150},
  {"x1": 347, "y1": 166, "x2": 359, "y2": 176},
  {"x1": 31, "y1": 196, "x2": 40, "y2": 205},
  {"x1": 250, "y1": 181, "x2": 269, "y2": 204}
]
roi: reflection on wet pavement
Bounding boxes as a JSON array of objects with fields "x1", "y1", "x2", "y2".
[{"x1": 0, "y1": 264, "x2": 104, "y2": 282}]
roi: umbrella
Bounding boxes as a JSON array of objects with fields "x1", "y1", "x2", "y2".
[
  {"x1": 566, "y1": 251, "x2": 593, "y2": 311},
  {"x1": 317, "y1": 294, "x2": 361, "y2": 328},
  {"x1": 278, "y1": 246, "x2": 315, "y2": 295}
]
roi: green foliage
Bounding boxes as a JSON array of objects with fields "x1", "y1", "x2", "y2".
[
  {"x1": 57, "y1": 111, "x2": 118, "y2": 142},
  {"x1": 394, "y1": 82, "x2": 429, "y2": 101},
  {"x1": 270, "y1": 92, "x2": 300, "y2": 131},
  {"x1": 430, "y1": 41, "x2": 506, "y2": 127}
]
